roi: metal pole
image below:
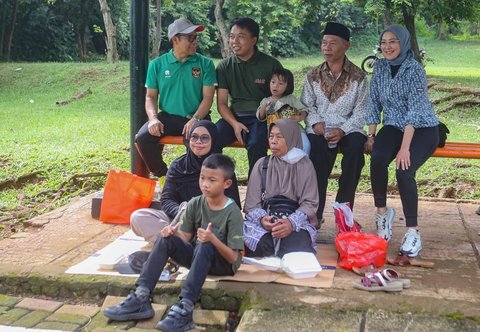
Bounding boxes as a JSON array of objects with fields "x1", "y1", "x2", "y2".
[{"x1": 130, "y1": 0, "x2": 149, "y2": 176}]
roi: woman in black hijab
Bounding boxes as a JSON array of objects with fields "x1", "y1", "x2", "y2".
[{"x1": 131, "y1": 120, "x2": 241, "y2": 243}]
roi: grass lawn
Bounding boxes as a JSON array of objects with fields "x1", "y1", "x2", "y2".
[{"x1": 0, "y1": 38, "x2": 479, "y2": 236}]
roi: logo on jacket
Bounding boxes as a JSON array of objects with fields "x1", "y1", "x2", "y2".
[
  {"x1": 164, "y1": 70, "x2": 171, "y2": 78},
  {"x1": 192, "y1": 67, "x2": 201, "y2": 78}
]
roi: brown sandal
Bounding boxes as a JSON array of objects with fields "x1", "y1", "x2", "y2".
[
  {"x1": 387, "y1": 254, "x2": 434, "y2": 268},
  {"x1": 352, "y1": 264, "x2": 378, "y2": 276}
]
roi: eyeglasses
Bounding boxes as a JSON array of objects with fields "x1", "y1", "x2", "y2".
[
  {"x1": 190, "y1": 134, "x2": 210, "y2": 144},
  {"x1": 177, "y1": 33, "x2": 199, "y2": 42},
  {"x1": 380, "y1": 40, "x2": 400, "y2": 47}
]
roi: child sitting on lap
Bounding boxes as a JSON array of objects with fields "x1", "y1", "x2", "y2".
[{"x1": 257, "y1": 68, "x2": 310, "y2": 154}]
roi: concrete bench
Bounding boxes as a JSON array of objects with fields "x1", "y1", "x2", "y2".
[{"x1": 158, "y1": 136, "x2": 480, "y2": 159}]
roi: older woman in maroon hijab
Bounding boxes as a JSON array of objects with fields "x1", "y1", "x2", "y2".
[{"x1": 243, "y1": 119, "x2": 319, "y2": 257}]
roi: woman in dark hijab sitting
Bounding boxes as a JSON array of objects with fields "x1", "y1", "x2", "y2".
[
  {"x1": 243, "y1": 119, "x2": 319, "y2": 257},
  {"x1": 131, "y1": 120, "x2": 241, "y2": 244}
]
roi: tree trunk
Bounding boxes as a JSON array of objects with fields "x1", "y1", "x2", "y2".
[
  {"x1": 402, "y1": 4, "x2": 421, "y2": 63},
  {"x1": 151, "y1": 0, "x2": 162, "y2": 58},
  {"x1": 214, "y1": 0, "x2": 230, "y2": 58},
  {"x1": 75, "y1": 24, "x2": 87, "y2": 62},
  {"x1": 262, "y1": 30, "x2": 268, "y2": 54},
  {"x1": 4, "y1": 0, "x2": 19, "y2": 61},
  {"x1": 436, "y1": 21, "x2": 447, "y2": 40},
  {"x1": 383, "y1": 0, "x2": 394, "y2": 26},
  {"x1": 98, "y1": 0, "x2": 119, "y2": 63},
  {"x1": 260, "y1": 13, "x2": 268, "y2": 54},
  {"x1": 0, "y1": 0, "x2": 7, "y2": 58}
]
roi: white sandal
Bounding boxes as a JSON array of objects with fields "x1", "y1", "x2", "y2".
[
  {"x1": 369, "y1": 268, "x2": 411, "y2": 289},
  {"x1": 353, "y1": 271, "x2": 403, "y2": 292}
]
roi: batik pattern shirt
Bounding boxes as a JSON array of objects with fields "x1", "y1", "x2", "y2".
[{"x1": 301, "y1": 58, "x2": 368, "y2": 135}]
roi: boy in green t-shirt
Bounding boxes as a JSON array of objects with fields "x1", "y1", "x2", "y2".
[{"x1": 104, "y1": 154, "x2": 244, "y2": 331}]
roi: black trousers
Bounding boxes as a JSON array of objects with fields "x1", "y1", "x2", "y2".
[
  {"x1": 135, "y1": 112, "x2": 211, "y2": 177},
  {"x1": 308, "y1": 132, "x2": 366, "y2": 220},
  {"x1": 136, "y1": 236, "x2": 234, "y2": 303},
  {"x1": 370, "y1": 125, "x2": 438, "y2": 227},
  {"x1": 215, "y1": 115, "x2": 268, "y2": 178},
  {"x1": 245, "y1": 230, "x2": 314, "y2": 258}
]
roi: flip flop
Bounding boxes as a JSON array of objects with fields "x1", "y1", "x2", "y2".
[
  {"x1": 353, "y1": 272, "x2": 403, "y2": 292},
  {"x1": 368, "y1": 268, "x2": 411, "y2": 289},
  {"x1": 387, "y1": 254, "x2": 435, "y2": 268},
  {"x1": 352, "y1": 264, "x2": 378, "y2": 276}
]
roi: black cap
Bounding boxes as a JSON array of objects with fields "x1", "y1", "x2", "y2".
[{"x1": 323, "y1": 22, "x2": 350, "y2": 41}]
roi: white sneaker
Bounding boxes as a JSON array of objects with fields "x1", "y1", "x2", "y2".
[
  {"x1": 400, "y1": 229, "x2": 422, "y2": 257},
  {"x1": 375, "y1": 207, "x2": 395, "y2": 242}
]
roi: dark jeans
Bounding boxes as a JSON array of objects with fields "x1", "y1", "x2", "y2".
[
  {"x1": 215, "y1": 115, "x2": 268, "y2": 178},
  {"x1": 245, "y1": 230, "x2": 314, "y2": 258},
  {"x1": 136, "y1": 236, "x2": 234, "y2": 303},
  {"x1": 370, "y1": 125, "x2": 439, "y2": 227},
  {"x1": 308, "y1": 132, "x2": 366, "y2": 220},
  {"x1": 135, "y1": 112, "x2": 211, "y2": 177}
]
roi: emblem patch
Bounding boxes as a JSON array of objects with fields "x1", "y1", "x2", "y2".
[{"x1": 192, "y1": 67, "x2": 201, "y2": 78}]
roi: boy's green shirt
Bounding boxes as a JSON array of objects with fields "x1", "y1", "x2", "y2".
[{"x1": 181, "y1": 195, "x2": 244, "y2": 272}]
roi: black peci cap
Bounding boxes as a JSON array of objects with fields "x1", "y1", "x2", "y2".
[{"x1": 323, "y1": 22, "x2": 350, "y2": 41}]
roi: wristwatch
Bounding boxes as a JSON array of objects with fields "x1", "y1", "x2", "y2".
[
  {"x1": 367, "y1": 133, "x2": 375, "y2": 138},
  {"x1": 192, "y1": 114, "x2": 201, "y2": 121}
]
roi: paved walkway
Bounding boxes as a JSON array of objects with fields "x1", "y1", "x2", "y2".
[{"x1": 0, "y1": 190, "x2": 479, "y2": 331}]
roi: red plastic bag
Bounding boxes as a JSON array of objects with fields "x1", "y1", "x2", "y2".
[
  {"x1": 335, "y1": 232, "x2": 388, "y2": 270},
  {"x1": 99, "y1": 170, "x2": 156, "y2": 224},
  {"x1": 332, "y1": 202, "x2": 361, "y2": 234}
]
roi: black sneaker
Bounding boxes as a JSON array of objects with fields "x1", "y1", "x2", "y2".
[
  {"x1": 103, "y1": 292, "x2": 154, "y2": 321},
  {"x1": 156, "y1": 300, "x2": 195, "y2": 332}
]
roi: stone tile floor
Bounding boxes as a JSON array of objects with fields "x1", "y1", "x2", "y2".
[{"x1": 0, "y1": 294, "x2": 231, "y2": 331}]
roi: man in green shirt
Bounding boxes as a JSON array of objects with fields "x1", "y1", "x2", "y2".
[
  {"x1": 136, "y1": 17, "x2": 217, "y2": 178},
  {"x1": 216, "y1": 17, "x2": 283, "y2": 177}
]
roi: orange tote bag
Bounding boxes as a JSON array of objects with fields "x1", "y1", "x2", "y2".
[{"x1": 99, "y1": 170, "x2": 156, "y2": 224}]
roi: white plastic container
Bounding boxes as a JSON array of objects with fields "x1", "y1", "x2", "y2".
[
  {"x1": 242, "y1": 256, "x2": 282, "y2": 271},
  {"x1": 281, "y1": 252, "x2": 322, "y2": 279}
]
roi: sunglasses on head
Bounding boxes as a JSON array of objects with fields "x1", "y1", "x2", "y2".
[{"x1": 190, "y1": 134, "x2": 210, "y2": 144}]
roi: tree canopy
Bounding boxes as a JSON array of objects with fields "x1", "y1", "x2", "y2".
[{"x1": 1, "y1": 0, "x2": 478, "y2": 62}]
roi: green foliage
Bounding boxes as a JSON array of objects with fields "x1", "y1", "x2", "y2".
[
  {"x1": 270, "y1": 28, "x2": 310, "y2": 57},
  {"x1": 1, "y1": 0, "x2": 130, "y2": 61},
  {"x1": 413, "y1": 16, "x2": 436, "y2": 38},
  {"x1": 10, "y1": 0, "x2": 78, "y2": 61},
  {"x1": 2, "y1": 0, "x2": 480, "y2": 61}
]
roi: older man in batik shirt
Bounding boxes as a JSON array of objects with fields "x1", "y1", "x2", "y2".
[{"x1": 301, "y1": 22, "x2": 368, "y2": 223}]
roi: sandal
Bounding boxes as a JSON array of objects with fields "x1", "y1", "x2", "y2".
[
  {"x1": 387, "y1": 254, "x2": 435, "y2": 268},
  {"x1": 353, "y1": 271, "x2": 403, "y2": 292},
  {"x1": 367, "y1": 268, "x2": 411, "y2": 289},
  {"x1": 165, "y1": 258, "x2": 179, "y2": 274},
  {"x1": 352, "y1": 264, "x2": 378, "y2": 276}
]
